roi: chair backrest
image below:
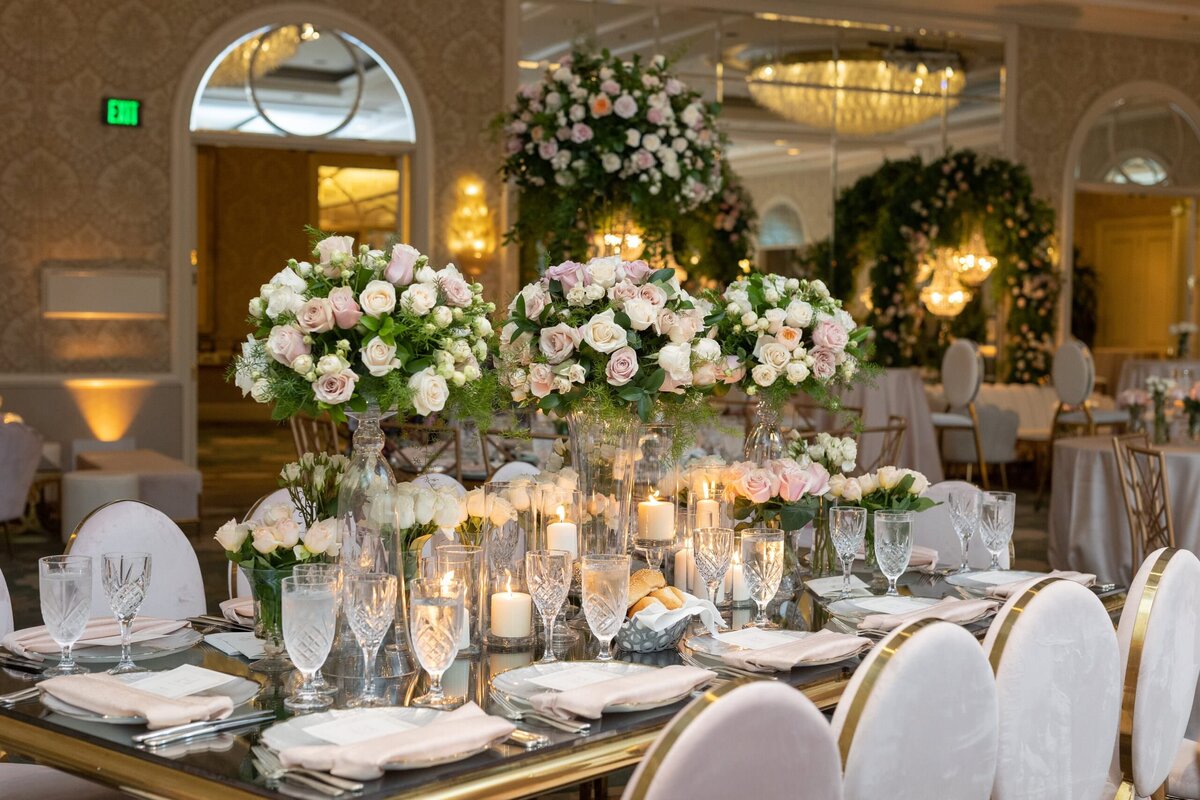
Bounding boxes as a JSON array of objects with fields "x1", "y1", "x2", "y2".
[
  {"x1": 1112, "y1": 435, "x2": 1175, "y2": 575},
  {"x1": 413, "y1": 473, "x2": 466, "y2": 496},
  {"x1": 832, "y1": 620, "x2": 998, "y2": 800},
  {"x1": 916, "y1": 481, "x2": 1007, "y2": 570},
  {"x1": 1052, "y1": 339, "x2": 1097, "y2": 407},
  {"x1": 623, "y1": 679, "x2": 843, "y2": 800},
  {"x1": 942, "y1": 339, "x2": 983, "y2": 408},
  {"x1": 0, "y1": 564, "x2": 12, "y2": 639},
  {"x1": 983, "y1": 578, "x2": 1121, "y2": 800},
  {"x1": 289, "y1": 414, "x2": 341, "y2": 458},
  {"x1": 66, "y1": 500, "x2": 206, "y2": 619},
  {"x1": 1115, "y1": 547, "x2": 1200, "y2": 797},
  {"x1": 385, "y1": 421, "x2": 463, "y2": 483},
  {"x1": 489, "y1": 461, "x2": 541, "y2": 483},
  {"x1": 0, "y1": 421, "x2": 42, "y2": 521},
  {"x1": 855, "y1": 416, "x2": 905, "y2": 473}
]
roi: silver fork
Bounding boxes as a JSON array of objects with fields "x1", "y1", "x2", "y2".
[
  {"x1": 252, "y1": 746, "x2": 364, "y2": 794},
  {"x1": 252, "y1": 754, "x2": 346, "y2": 797},
  {"x1": 678, "y1": 649, "x2": 775, "y2": 680},
  {"x1": 0, "y1": 686, "x2": 41, "y2": 706},
  {"x1": 489, "y1": 691, "x2": 591, "y2": 734}
]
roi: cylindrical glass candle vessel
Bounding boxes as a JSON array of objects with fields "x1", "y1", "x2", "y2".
[
  {"x1": 684, "y1": 465, "x2": 729, "y2": 537},
  {"x1": 631, "y1": 423, "x2": 682, "y2": 570},
  {"x1": 434, "y1": 544, "x2": 485, "y2": 656},
  {"x1": 484, "y1": 563, "x2": 536, "y2": 650}
]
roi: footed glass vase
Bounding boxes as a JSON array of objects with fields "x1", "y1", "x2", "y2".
[
  {"x1": 744, "y1": 398, "x2": 786, "y2": 462},
  {"x1": 565, "y1": 410, "x2": 638, "y2": 556},
  {"x1": 239, "y1": 566, "x2": 293, "y2": 673}
]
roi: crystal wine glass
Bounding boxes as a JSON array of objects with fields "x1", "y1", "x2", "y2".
[
  {"x1": 829, "y1": 507, "x2": 867, "y2": 599},
  {"x1": 980, "y1": 491, "x2": 1016, "y2": 572},
  {"x1": 874, "y1": 511, "x2": 914, "y2": 596},
  {"x1": 948, "y1": 488, "x2": 982, "y2": 573},
  {"x1": 581, "y1": 554, "x2": 630, "y2": 661},
  {"x1": 344, "y1": 572, "x2": 397, "y2": 707},
  {"x1": 38, "y1": 555, "x2": 92, "y2": 677},
  {"x1": 740, "y1": 530, "x2": 784, "y2": 629},
  {"x1": 692, "y1": 528, "x2": 733, "y2": 612},
  {"x1": 281, "y1": 574, "x2": 338, "y2": 711},
  {"x1": 292, "y1": 562, "x2": 342, "y2": 697},
  {"x1": 525, "y1": 550, "x2": 571, "y2": 664},
  {"x1": 409, "y1": 578, "x2": 466, "y2": 709},
  {"x1": 101, "y1": 552, "x2": 151, "y2": 675}
]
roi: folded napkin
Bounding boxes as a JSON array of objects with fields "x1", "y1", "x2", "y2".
[
  {"x1": 628, "y1": 593, "x2": 723, "y2": 636},
  {"x1": 529, "y1": 664, "x2": 715, "y2": 720},
  {"x1": 858, "y1": 597, "x2": 999, "y2": 633},
  {"x1": 721, "y1": 630, "x2": 872, "y2": 672},
  {"x1": 2, "y1": 617, "x2": 189, "y2": 661},
  {"x1": 986, "y1": 570, "x2": 1096, "y2": 600},
  {"x1": 856, "y1": 545, "x2": 939, "y2": 570},
  {"x1": 219, "y1": 597, "x2": 255, "y2": 625},
  {"x1": 278, "y1": 702, "x2": 514, "y2": 781},
  {"x1": 40, "y1": 673, "x2": 233, "y2": 730}
]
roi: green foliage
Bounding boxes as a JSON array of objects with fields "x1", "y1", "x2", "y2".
[{"x1": 671, "y1": 163, "x2": 758, "y2": 286}]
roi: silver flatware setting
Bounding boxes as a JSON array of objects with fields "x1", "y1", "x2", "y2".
[
  {"x1": 252, "y1": 745, "x2": 365, "y2": 794},
  {"x1": 489, "y1": 690, "x2": 590, "y2": 734},
  {"x1": 135, "y1": 710, "x2": 277, "y2": 748},
  {"x1": 0, "y1": 686, "x2": 41, "y2": 706},
  {"x1": 678, "y1": 649, "x2": 777, "y2": 680}
]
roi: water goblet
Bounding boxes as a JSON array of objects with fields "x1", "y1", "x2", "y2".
[
  {"x1": 692, "y1": 528, "x2": 734, "y2": 612},
  {"x1": 829, "y1": 507, "x2": 867, "y2": 599},
  {"x1": 409, "y1": 578, "x2": 466, "y2": 709},
  {"x1": 980, "y1": 491, "x2": 1016, "y2": 571},
  {"x1": 101, "y1": 552, "x2": 151, "y2": 675},
  {"x1": 281, "y1": 575, "x2": 338, "y2": 711},
  {"x1": 292, "y1": 562, "x2": 342, "y2": 696},
  {"x1": 874, "y1": 511, "x2": 914, "y2": 596},
  {"x1": 948, "y1": 488, "x2": 982, "y2": 573},
  {"x1": 525, "y1": 550, "x2": 571, "y2": 664},
  {"x1": 740, "y1": 530, "x2": 784, "y2": 629},
  {"x1": 581, "y1": 554, "x2": 630, "y2": 661},
  {"x1": 344, "y1": 572, "x2": 397, "y2": 707},
  {"x1": 38, "y1": 555, "x2": 92, "y2": 677}
]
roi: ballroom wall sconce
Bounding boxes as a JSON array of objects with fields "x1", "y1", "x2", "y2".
[
  {"x1": 447, "y1": 177, "x2": 496, "y2": 270},
  {"x1": 64, "y1": 379, "x2": 153, "y2": 442}
]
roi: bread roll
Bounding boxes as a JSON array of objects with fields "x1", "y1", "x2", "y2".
[
  {"x1": 626, "y1": 569, "x2": 666, "y2": 608},
  {"x1": 628, "y1": 596, "x2": 660, "y2": 617},
  {"x1": 649, "y1": 586, "x2": 685, "y2": 611}
]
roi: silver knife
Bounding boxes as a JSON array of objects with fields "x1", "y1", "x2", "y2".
[{"x1": 135, "y1": 711, "x2": 277, "y2": 746}]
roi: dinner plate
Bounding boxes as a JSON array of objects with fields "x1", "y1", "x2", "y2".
[
  {"x1": 34, "y1": 629, "x2": 204, "y2": 664},
  {"x1": 826, "y1": 595, "x2": 941, "y2": 622},
  {"x1": 491, "y1": 661, "x2": 686, "y2": 712},
  {"x1": 261, "y1": 707, "x2": 500, "y2": 770},
  {"x1": 682, "y1": 629, "x2": 858, "y2": 668},
  {"x1": 40, "y1": 673, "x2": 261, "y2": 724},
  {"x1": 943, "y1": 570, "x2": 1044, "y2": 592}
]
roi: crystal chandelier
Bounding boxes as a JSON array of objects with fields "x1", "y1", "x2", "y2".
[
  {"x1": 955, "y1": 227, "x2": 997, "y2": 287},
  {"x1": 747, "y1": 50, "x2": 965, "y2": 136},
  {"x1": 207, "y1": 24, "x2": 312, "y2": 88},
  {"x1": 920, "y1": 248, "x2": 972, "y2": 318}
]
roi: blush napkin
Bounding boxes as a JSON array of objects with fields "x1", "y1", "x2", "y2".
[
  {"x1": 277, "y1": 702, "x2": 515, "y2": 780},
  {"x1": 2, "y1": 617, "x2": 189, "y2": 661},
  {"x1": 39, "y1": 673, "x2": 233, "y2": 730},
  {"x1": 986, "y1": 570, "x2": 1096, "y2": 600},
  {"x1": 720, "y1": 630, "x2": 872, "y2": 672},
  {"x1": 858, "y1": 597, "x2": 999, "y2": 633},
  {"x1": 219, "y1": 597, "x2": 255, "y2": 625},
  {"x1": 529, "y1": 665, "x2": 715, "y2": 720}
]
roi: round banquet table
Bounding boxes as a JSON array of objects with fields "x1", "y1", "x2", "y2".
[
  {"x1": 1116, "y1": 358, "x2": 1200, "y2": 395},
  {"x1": 1048, "y1": 434, "x2": 1200, "y2": 584},
  {"x1": 837, "y1": 367, "x2": 944, "y2": 482}
]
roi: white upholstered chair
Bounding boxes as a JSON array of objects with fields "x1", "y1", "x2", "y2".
[
  {"x1": 916, "y1": 481, "x2": 1008, "y2": 571},
  {"x1": 983, "y1": 578, "x2": 1121, "y2": 800},
  {"x1": 1052, "y1": 339, "x2": 1128, "y2": 433},
  {"x1": 413, "y1": 473, "x2": 466, "y2": 496},
  {"x1": 623, "y1": 680, "x2": 843, "y2": 800},
  {"x1": 489, "y1": 461, "x2": 541, "y2": 483},
  {"x1": 832, "y1": 619, "x2": 998, "y2": 800},
  {"x1": 66, "y1": 500, "x2": 206, "y2": 619},
  {"x1": 0, "y1": 564, "x2": 12, "y2": 639},
  {"x1": 0, "y1": 421, "x2": 43, "y2": 555},
  {"x1": 931, "y1": 339, "x2": 990, "y2": 490}
]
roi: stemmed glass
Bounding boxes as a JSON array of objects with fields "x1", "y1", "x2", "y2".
[
  {"x1": 409, "y1": 578, "x2": 466, "y2": 709},
  {"x1": 101, "y1": 553, "x2": 151, "y2": 675},
  {"x1": 344, "y1": 572, "x2": 397, "y2": 707},
  {"x1": 874, "y1": 511, "x2": 913, "y2": 596},
  {"x1": 292, "y1": 562, "x2": 342, "y2": 696},
  {"x1": 948, "y1": 488, "x2": 982, "y2": 573},
  {"x1": 38, "y1": 555, "x2": 92, "y2": 677},
  {"x1": 581, "y1": 554, "x2": 630, "y2": 661},
  {"x1": 281, "y1": 574, "x2": 338, "y2": 711},
  {"x1": 525, "y1": 550, "x2": 571, "y2": 664},
  {"x1": 829, "y1": 507, "x2": 867, "y2": 599},
  {"x1": 740, "y1": 530, "x2": 784, "y2": 629},
  {"x1": 980, "y1": 491, "x2": 1016, "y2": 572},
  {"x1": 693, "y1": 528, "x2": 733, "y2": 611}
]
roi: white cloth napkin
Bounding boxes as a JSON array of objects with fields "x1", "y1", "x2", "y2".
[
  {"x1": 2, "y1": 617, "x2": 189, "y2": 661},
  {"x1": 219, "y1": 597, "x2": 255, "y2": 625},
  {"x1": 986, "y1": 570, "x2": 1096, "y2": 600},
  {"x1": 529, "y1": 665, "x2": 715, "y2": 720},
  {"x1": 627, "y1": 593, "x2": 723, "y2": 636},
  {"x1": 858, "y1": 597, "x2": 999, "y2": 633},
  {"x1": 856, "y1": 545, "x2": 939, "y2": 570},
  {"x1": 278, "y1": 703, "x2": 515, "y2": 780},
  {"x1": 39, "y1": 673, "x2": 233, "y2": 730},
  {"x1": 721, "y1": 630, "x2": 872, "y2": 672}
]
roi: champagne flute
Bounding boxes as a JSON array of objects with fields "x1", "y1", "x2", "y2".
[
  {"x1": 409, "y1": 578, "x2": 466, "y2": 709},
  {"x1": 829, "y1": 507, "x2": 867, "y2": 599},
  {"x1": 948, "y1": 488, "x2": 982, "y2": 573},
  {"x1": 525, "y1": 550, "x2": 571, "y2": 664},
  {"x1": 292, "y1": 562, "x2": 342, "y2": 696},
  {"x1": 344, "y1": 572, "x2": 397, "y2": 707},
  {"x1": 692, "y1": 528, "x2": 734, "y2": 611},
  {"x1": 981, "y1": 491, "x2": 1016, "y2": 572},
  {"x1": 740, "y1": 530, "x2": 784, "y2": 629},
  {"x1": 281, "y1": 574, "x2": 337, "y2": 711},
  {"x1": 581, "y1": 554, "x2": 630, "y2": 661},
  {"x1": 101, "y1": 553, "x2": 151, "y2": 675},
  {"x1": 874, "y1": 511, "x2": 913, "y2": 596},
  {"x1": 38, "y1": 555, "x2": 92, "y2": 677}
]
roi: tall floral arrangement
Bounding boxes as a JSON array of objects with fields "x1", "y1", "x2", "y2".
[{"x1": 231, "y1": 231, "x2": 497, "y2": 423}]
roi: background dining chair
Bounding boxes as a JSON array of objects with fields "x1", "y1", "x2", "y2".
[
  {"x1": 854, "y1": 416, "x2": 906, "y2": 474},
  {"x1": 489, "y1": 461, "x2": 541, "y2": 483},
  {"x1": 832, "y1": 619, "x2": 998, "y2": 800},
  {"x1": 915, "y1": 481, "x2": 1008, "y2": 571},
  {"x1": 65, "y1": 500, "x2": 206, "y2": 619},
  {"x1": 289, "y1": 412, "x2": 342, "y2": 458},
  {"x1": 413, "y1": 472, "x2": 467, "y2": 496},
  {"x1": 1113, "y1": 435, "x2": 1175, "y2": 580},
  {"x1": 622, "y1": 680, "x2": 843, "y2": 800},
  {"x1": 0, "y1": 421, "x2": 43, "y2": 556},
  {"x1": 0, "y1": 564, "x2": 12, "y2": 639},
  {"x1": 983, "y1": 578, "x2": 1121, "y2": 800},
  {"x1": 931, "y1": 339, "x2": 990, "y2": 489}
]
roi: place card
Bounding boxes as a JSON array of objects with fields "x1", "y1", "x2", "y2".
[
  {"x1": 526, "y1": 666, "x2": 620, "y2": 692},
  {"x1": 204, "y1": 632, "x2": 266, "y2": 659},
  {"x1": 854, "y1": 596, "x2": 931, "y2": 615},
  {"x1": 714, "y1": 628, "x2": 801, "y2": 651},
  {"x1": 129, "y1": 665, "x2": 233, "y2": 699},
  {"x1": 306, "y1": 712, "x2": 418, "y2": 746},
  {"x1": 806, "y1": 575, "x2": 869, "y2": 598},
  {"x1": 966, "y1": 570, "x2": 1041, "y2": 586}
]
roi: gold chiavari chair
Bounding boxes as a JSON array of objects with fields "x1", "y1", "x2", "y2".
[
  {"x1": 855, "y1": 415, "x2": 907, "y2": 473},
  {"x1": 383, "y1": 420, "x2": 463, "y2": 484},
  {"x1": 289, "y1": 413, "x2": 342, "y2": 457},
  {"x1": 1113, "y1": 433, "x2": 1175, "y2": 575}
]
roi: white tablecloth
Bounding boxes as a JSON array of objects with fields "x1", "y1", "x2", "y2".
[
  {"x1": 1117, "y1": 359, "x2": 1200, "y2": 395},
  {"x1": 1048, "y1": 435, "x2": 1200, "y2": 583},
  {"x1": 837, "y1": 368, "x2": 944, "y2": 482}
]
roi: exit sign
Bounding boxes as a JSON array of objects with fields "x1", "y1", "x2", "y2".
[{"x1": 103, "y1": 97, "x2": 141, "y2": 127}]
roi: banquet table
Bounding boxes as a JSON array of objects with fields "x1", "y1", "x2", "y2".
[
  {"x1": 837, "y1": 367, "x2": 943, "y2": 482},
  {"x1": 1049, "y1": 434, "x2": 1200, "y2": 584},
  {"x1": 0, "y1": 573, "x2": 1124, "y2": 799},
  {"x1": 1116, "y1": 358, "x2": 1200, "y2": 395}
]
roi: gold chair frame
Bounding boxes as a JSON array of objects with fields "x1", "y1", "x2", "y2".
[
  {"x1": 383, "y1": 420, "x2": 463, "y2": 483},
  {"x1": 856, "y1": 415, "x2": 907, "y2": 474},
  {"x1": 1113, "y1": 434, "x2": 1175, "y2": 576},
  {"x1": 289, "y1": 413, "x2": 342, "y2": 458}
]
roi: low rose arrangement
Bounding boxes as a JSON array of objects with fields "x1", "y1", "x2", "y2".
[
  {"x1": 790, "y1": 432, "x2": 858, "y2": 476},
  {"x1": 214, "y1": 504, "x2": 343, "y2": 570},
  {"x1": 827, "y1": 467, "x2": 936, "y2": 555},
  {"x1": 365, "y1": 482, "x2": 467, "y2": 579},
  {"x1": 1118, "y1": 388, "x2": 1151, "y2": 414},
  {"x1": 721, "y1": 458, "x2": 831, "y2": 531}
]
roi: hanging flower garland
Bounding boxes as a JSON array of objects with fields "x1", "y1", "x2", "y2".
[{"x1": 671, "y1": 163, "x2": 759, "y2": 286}]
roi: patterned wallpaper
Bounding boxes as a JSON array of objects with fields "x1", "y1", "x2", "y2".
[{"x1": 0, "y1": 0, "x2": 505, "y2": 374}]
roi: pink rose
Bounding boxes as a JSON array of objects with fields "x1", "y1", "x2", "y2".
[
  {"x1": 538, "y1": 140, "x2": 558, "y2": 160},
  {"x1": 622, "y1": 260, "x2": 652, "y2": 283},
  {"x1": 812, "y1": 320, "x2": 849, "y2": 351},
  {"x1": 546, "y1": 260, "x2": 590, "y2": 291},
  {"x1": 692, "y1": 361, "x2": 718, "y2": 386},
  {"x1": 605, "y1": 346, "x2": 639, "y2": 386},
  {"x1": 810, "y1": 347, "x2": 839, "y2": 381},
  {"x1": 804, "y1": 463, "x2": 831, "y2": 498},
  {"x1": 775, "y1": 462, "x2": 809, "y2": 503},
  {"x1": 647, "y1": 107, "x2": 664, "y2": 125},
  {"x1": 600, "y1": 79, "x2": 620, "y2": 95},
  {"x1": 608, "y1": 281, "x2": 639, "y2": 305},
  {"x1": 638, "y1": 283, "x2": 668, "y2": 308},
  {"x1": 614, "y1": 94, "x2": 638, "y2": 118},
  {"x1": 570, "y1": 123, "x2": 593, "y2": 143},
  {"x1": 736, "y1": 468, "x2": 778, "y2": 504},
  {"x1": 539, "y1": 323, "x2": 580, "y2": 365},
  {"x1": 653, "y1": 309, "x2": 679, "y2": 337},
  {"x1": 518, "y1": 285, "x2": 548, "y2": 320},
  {"x1": 440, "y1": 275, "x2": 473, "y2": 308},
  {"x1": 295, "y1": 297, "x2": 335, "y2": 334},
  {"x1": 529, "y1": 363, "x2": 554, "y2": 398},
  {"x1": 385, "y1": 243, "x2": 420, "y2": 285},
  {"x1": 312, "y1": 369, "x2": 357, "y2": 405},
  {"x1": 722, "y1": 355, "x2": 745, "y2": 385},
  {"x1": 632, "y1": 149, "x2": 655, "y2": 170},
  {"x1": 266, "y1": 325, "x2": 309, "y2": 367},
  {"x1": 327, "y1": 286, "x2": 363, "y2": 329}
]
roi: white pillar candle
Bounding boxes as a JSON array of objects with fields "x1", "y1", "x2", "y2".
[
  {"x1": 730, "y1": 556, "x2": 748, "y2": 602},
  {"x1": 546, "y1": 505, "x2": 578, "y2": 560},
  {"x1": 696, "y1": 498, "x2": 721, "y2": 530},
  {"x1": 490, "y1": 589, "x2": 533, "y2": 638},
  {"x1": 638, "y1": 492, "x2": 676, "y2": 541},
  {"x1": 673, "y1": 545, "x2": 693, "y2": 592}
]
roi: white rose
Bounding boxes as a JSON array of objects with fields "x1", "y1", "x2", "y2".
[
  {"x1": 214, "y1": 518, "x2": 250, "y2": 551},
  {"x1": 588, "y1": 257, "x2": 620, "y2": 288},
  {"x1": 317, "y1": 354, "x2": 349, "y2": 376},
  {"x1": 315, "y1": 235, "x2": 354, "y2": 268},
  {"x1": 249, "y1": 297, "x2": 265, "y2": 319},
  {"x1": 602, "y1": 153, "x2": 621, "y2": 173},
  {"x1": 840, "y1": 477, "x2": 863, "y2": 502},
  {"x1": 250, "y1": 379, "x2": 271, "y2": 403},
  {"x1": 751, "y1": 364, "x2": 777, "y2": 387},
  {"x1": 694, "y1": 338, "x2": 721, "y2": 362},
  {"x1": 473, "y1": 317, "x2": 493, "y2": 338},
  {"x1": 581, "y1": 309, "x2": 628, "y2": 354},
  {"x1": 858, "y1": 472, "x2": 879, "y2": 494},
  {"x1": 763, "y1": 308, "x2": 787, "y2": 334},
  {"x1": 786, "y1": 300, "x2": 814, "y2": 328},
  {"x1": 759, "y1": 342, "x2": 791, "y2": 371},
  {"x1": 292, "y1": 354, "x2": 314, "y2": 376},
  {"x1": 623, "y1": 297, "x2": 656, "y2": 331},
  {"x1": 358, "y1": 280, "x2": 396, "y2": 318},
  {"x1": 415, "y1": 265, "x2": 438, "y2": 284},
  {"x1": 401, "y1": 283, "x2": 438, "y2": 316},
  {"x1": 265, "y1": 286, "x2": 304, "y2": 319},
  {"x1": 270, "y1": 266, "x2": 307, "y2": 293},
  {"x1": 394, "y1": 493, "x2": 416, "y2": 529},
  {"x1": 876, "y1": 466, "x2": 902, "y2": 490},
  {"x1": 413, "y1": 489, "x2": 436, "y2": 525},
  {"x1": 409, "y1": 368, "x2": 449, "y2": 416},
  {"x1": 252, "y1": 525, "x2": 283, "y2": 555},
  {"x1": 907, "y1": 471, "x2": 930, "y2": 495},
  {"x1": 302, "y1": 517, "x2": 342, "y2": 555},
  {"x1": 361, "y1": 336, "x2": 400, "y2": 377},
  {"x1": 434, "y1": 494, "x2": 465, "y2": 528},
  {"x1": 658, "y1": 341, "x2": 692, "y2": 381},
  {"x1": 465, "y1": 488, "x2": 487, "y2": 518},
  {"x1": 785, "y1": 361, "x2": 809, "y2": 384},
  {"x1": 431, "y1": 306, "x2": 453, "y2": 328}
]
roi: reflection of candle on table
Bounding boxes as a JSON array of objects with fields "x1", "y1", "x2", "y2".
[
  {"x1": 674, "y1": 542, "x2": 693, "y2": 592},
  {"x1": 490, "y1": 576, "x2": 532, "y2": 638},
  {"x1": 696, "y1": 482, "x2": 720, "y2": 529},
  {"x1": 443, "y1": 570, "x2": 470, "y2": 649},
  {"x1": 547, "y1": 505, "x2": 578, "y2": 559},
  {"x1": 730, "y1": 552, "x2": 748, "y2": 602},
  {"x1": 638, "y1": 491, "x2": 675, "y2": 541}
]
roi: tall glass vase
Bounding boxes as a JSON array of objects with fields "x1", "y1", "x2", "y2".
[
  {"x1": 1153, "y1": 398, "x2": 1169, "y2": 445},
  {"x1": 565, "y1": 410, "x2": 638, "y2": 556},
  {"x1": 238, "y1": 566, "x2": 293, "y2": 673},
  {"x1": 744, "y1": 397, "x2": 786, "y2": 462},
  {"x1": 808, "y1": 497, "x2": 838, "y2": 577}
]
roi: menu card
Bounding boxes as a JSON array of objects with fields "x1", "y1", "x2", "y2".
[
  {"x1": 204, "y1": 632, "x2": 266, "y2": 659},
  {"x1": 805, "y1": 575, "x2": 869, "y2": 598},
  {"x1": 526, "y1": 666, "x2": 620, "y2": 692},
  {"x1": 128, "y1": 665, "x2": 233, "y2": 698},
  {"x1": 714, "y1": 628, "x2": 802, "y2": 651},
  {"x1": 305, "y1": 712, "x2": 418, "y2": 745}
]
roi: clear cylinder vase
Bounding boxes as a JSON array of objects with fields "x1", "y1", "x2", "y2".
[
  {"x1": 239, "y1": 565, "x2": 293, "y2": 673},
  {"x1": 744, "y1": 397, "x2": 786, "y2": 462},
  {"x1": 565, "y1": 410, "x2": 638, "y2": 557},
  {"x1": 1153, "y1": 401, "x2": 1170, "y2": 446},
  {"x1": 808, "y1": 498, "x2": 838, "y2": 577}
]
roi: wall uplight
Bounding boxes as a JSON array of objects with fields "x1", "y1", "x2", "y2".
[
  {"x1": 447, "y1": 177, "x2": 496, "y2": 272},
  {"x1": 64, "y1": 379, "x2": 153, "y2": 442}
]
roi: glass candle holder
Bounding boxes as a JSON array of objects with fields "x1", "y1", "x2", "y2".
[
  {"x1": 685, "y1": 465, "x2": 728, "y2": 537},
  {"x1": 484, "y1": 564, "x2": 536, "y2": 651},
  {"x1": 434, "y1": 544, "x2": 485, "y2": 656},
  {"x1": 631, "y1": 423, "x2": 682, "y2": 570}
]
